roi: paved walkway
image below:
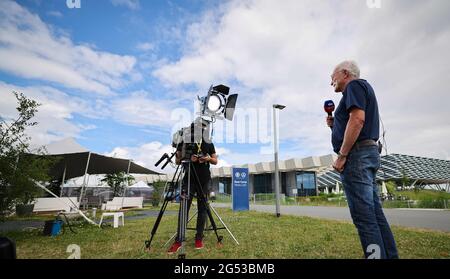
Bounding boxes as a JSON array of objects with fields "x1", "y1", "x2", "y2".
[{"x1": 212, "y1": 203, "x2": 450, "y2": 232}]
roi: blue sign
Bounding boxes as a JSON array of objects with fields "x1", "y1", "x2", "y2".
[{"x1": 232, "y1": 168, "x2": 249, "y2": 211}]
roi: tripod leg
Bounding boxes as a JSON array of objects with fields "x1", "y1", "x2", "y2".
[
  {"x1": 144, "y1": 164, "x2": 181, "y2": 251},
  {"x1": 177, "y1": 162, "x2": 193, "y2": 259},
  {"x1": 209, "y1": 204, "x2": 240, "y2": 245},
  {"x1": 164, "y1": 210, "x2": 198, "y2": 247},
  {"x1": 144, "y1": 198, "x2": 170, "y2": 250},
  {"x1": 204, "y1": 200, "x2": 223, "y2": 244},
  {"x1": 178, "y1": 192, "x2": 187, "y2": 254}
]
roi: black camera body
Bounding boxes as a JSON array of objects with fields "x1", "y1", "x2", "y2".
[{"x1": 172, "y1": 119, "x2": 210, "y2": 161}]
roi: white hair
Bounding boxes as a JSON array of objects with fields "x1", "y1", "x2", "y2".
[{"x1": 336, "y1": 60, "x2": 360, "y2": 78}]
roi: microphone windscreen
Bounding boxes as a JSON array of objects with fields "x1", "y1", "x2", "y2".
[{"x1": 324, "y1": 100, "x2": 335, "y2": 114}]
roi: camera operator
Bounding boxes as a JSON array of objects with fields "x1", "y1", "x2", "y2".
[
  {"x1": 327, "y1": 60, "x2": 398, "y2": 259},
  {"x1": 167, "y1": 121, "x2": 218, "y2": 254}
]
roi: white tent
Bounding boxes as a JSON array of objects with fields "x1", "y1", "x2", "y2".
[
  {"x1": 126, "y1": 181, "x2": 153, "y2": 200},
  {"x1": 28, "y1": 138, "x2": 159, "y2": 226},
  {"x1": 381, "y1": 181, "x2": 388, "y2": 195},
  {"x1": 63, "y1": 174, "x2": 109, "y2": 188},
  {"x1": 129, "y1": 181, "x2": 152, "y2": 189},
  {"x1": 324, "y1": 187, "x2": 329, "y2": 194},
  {"x1": 41, "y1": 138, "x2": 159, "y2": 208},
  {"x1": 335, "y1": 181, "x2": 341, "y2": 194}
]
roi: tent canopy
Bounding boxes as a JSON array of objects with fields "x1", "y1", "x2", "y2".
[
  {"x1": 129, "y1": 181, "x2": 152, "y2": 188},
  {"x1": 44, "y1": 137, "x2": 88, "y2": 154},
  {"x1": 32, "y1": 138, "x2": 161, "y2": 181}
]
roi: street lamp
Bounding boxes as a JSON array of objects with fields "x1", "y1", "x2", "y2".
[{"x1": 273, "y1": 104, "x2": 286, "y2": 217}]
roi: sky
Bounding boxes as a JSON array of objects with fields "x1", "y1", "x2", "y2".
[{"x1": 0, "y1": 0, "x2": 449, "y2": 174}]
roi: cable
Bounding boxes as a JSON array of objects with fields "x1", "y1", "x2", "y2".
[
  {"x1": 57, "y1": 212, "x2": 77, "y2": 234},
  {"x1": 379, "y1": 115, "x2": 388, "y2": 156},
  {"x1": 377, "y1": 112, "x2": 389, "y2": 199}
]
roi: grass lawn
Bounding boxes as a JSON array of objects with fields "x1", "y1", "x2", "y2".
[{"x1": 3, "y1": 205, "x2": 450, "y2": 259}]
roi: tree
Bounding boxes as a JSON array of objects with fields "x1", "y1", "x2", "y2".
[
  {"x1": 0, "y1": 92, "x2": 55, "y2": 217},
  {"x1": 385, "y1": 181, "x2": 395, "y2": 194},
  {"x1": 401, "y1": 169, "x2": 412, "y2": 190},
  {"x1": 150, "y1": 180, "x2": 166, "y2": 207},
  {"x1": 101, "y1": 172, "x2": 135, "y2": 197}
]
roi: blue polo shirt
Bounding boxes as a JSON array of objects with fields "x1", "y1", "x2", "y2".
[{"x1": 331, "y1": 79, "x2": 380, "y2": 154}]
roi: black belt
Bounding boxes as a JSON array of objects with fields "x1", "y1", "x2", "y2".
[{"x1": 352, "y1": 139, "x2": 377, "y2": 150}]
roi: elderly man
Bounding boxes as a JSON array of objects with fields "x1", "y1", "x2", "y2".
[{"x1": 327, "y1": 61, "x2": 398, "y2": 259}]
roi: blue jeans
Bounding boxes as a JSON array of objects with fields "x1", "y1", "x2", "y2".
[{"x1": 340, "y1": 145, "x2": 399, "y2": 259}]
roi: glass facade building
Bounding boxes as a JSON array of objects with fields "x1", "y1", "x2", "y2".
[{"x1": 296, "y1": 171, "x2": 317, "y2": 196}]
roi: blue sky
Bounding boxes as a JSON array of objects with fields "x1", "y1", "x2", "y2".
[
  {"x1": 1, "y1": 0, "x2": 449, "y2": 172},
  {"x1": 2, "y1": 0, "x2": 214, "y2": 151}
]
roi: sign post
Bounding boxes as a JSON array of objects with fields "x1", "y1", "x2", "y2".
[{"x1": 232, "y1": 168, "x2": 249, "y2": 211}]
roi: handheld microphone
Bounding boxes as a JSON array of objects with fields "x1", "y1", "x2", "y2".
[{"x1": 324, "y1": 100, "x2": 335, "y2": 116}]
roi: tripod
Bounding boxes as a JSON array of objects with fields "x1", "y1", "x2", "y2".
[
  {"x1": 163, "y1": 200, "x2": 240, "y2": 249},
  {"x1": 145, "y1": 156, "x2": 238, "y2": 259}
]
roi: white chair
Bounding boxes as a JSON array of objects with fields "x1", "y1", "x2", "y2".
[{"x1": 98, "y1": 212, "x2": 124, "y2": 228}]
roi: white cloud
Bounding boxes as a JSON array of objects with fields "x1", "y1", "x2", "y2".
[
  {"x1": 0, "y1": 0, "x2": 137, "y2": 95},
  {"x1": 153, "y1": 0, "x2": 450, "y2": 160},
  {"x1": 110, "y1": 90, "x2": 183, "y2": 128},
  {"x1": 105, "y1": 141, "x2": 174, "y2": 173},
  {"x1": 47, "y1": 11, "x2": 63, "y2": 18},
  {"x1": 0, "y1": 81, "x2": 185, "y2": 149},
  {"x1": 213, "y1": 150, "x2": 275, "y2": 168},
  {"x1": 136, "y1": 42, "x2": 155, "y2": 51},
  {"x1": 105, "y1": 141, "x2": 241, "y2": 172},
  {"x1": 0, "y1": 81, "x2": 102, "y2": 148},
  {"x1": 111, "y1": 0, "x2": 140, "y2": 10}
]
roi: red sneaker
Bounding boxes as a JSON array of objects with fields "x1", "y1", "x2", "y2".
[
  {"x1": 195, "y1": 239, "x2": 204, "y2": 250},
  {"x1": 167, "y1": 241, "x2": 182, "y2": 254}
]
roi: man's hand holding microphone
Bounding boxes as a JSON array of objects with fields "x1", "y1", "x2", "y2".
[
  {"x1": 324, "y1": 100, "x2": 346, "y2": 173},
  {"x1": 324, "y1": 100, "x2": 335, "y2": 129}
]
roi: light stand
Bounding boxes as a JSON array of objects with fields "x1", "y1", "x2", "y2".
[{"x1": 273, "y1": 104, "x2": 286, "y2": 217}]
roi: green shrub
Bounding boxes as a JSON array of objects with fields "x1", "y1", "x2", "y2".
[
  {"x1": 150, "y1": 180, "x2": 166, "y2": 207},
  {"x1": 418, "y1": 199, "x2": 447, "y2": 209}
]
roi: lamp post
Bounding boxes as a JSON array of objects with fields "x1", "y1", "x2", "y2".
[{"x1": 273, "y1": 104, "x2": 286, "y2": 217}]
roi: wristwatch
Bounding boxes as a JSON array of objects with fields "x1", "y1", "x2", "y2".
[{"x1": 338, "y1": 151, "x2": 348, "y2": 159}]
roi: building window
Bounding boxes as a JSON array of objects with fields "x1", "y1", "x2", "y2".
[
  {"x1": 296, "y1": 171, "x2": 317, "y2": 196},
  {"x1": 254, "y1": 174, "x2": 272, "y2": 193},
  {"x1": 281, "y1": 172, "x2": 287, "y2": 195},
  {"x1": 219, "y1": 178, "x2": 231, "y2": 194}
]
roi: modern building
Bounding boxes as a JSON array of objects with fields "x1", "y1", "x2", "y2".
[
  {"x1": 317, "y1": 153, "x2": 450, "y2": 193},
  {"x1": 207, "y1": 153, "x2": 450, "y2": 197},
  {"x1": 209, "y1": 154, "x2": 337, "y2": 197}
]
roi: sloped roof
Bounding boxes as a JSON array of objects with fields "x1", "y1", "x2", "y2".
[
  {"x1": 44, "y1": 137, "x2": 89, "y2": 154},
  {"x1": 211, "y1": 154, "x2": 338, "y2": 177},
  {"x1": 32, "y1": 138, "x2": 160, "y2": 181},
  {"x1": 317, "y1": 154, "x2": 450, "y2": 188}
]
